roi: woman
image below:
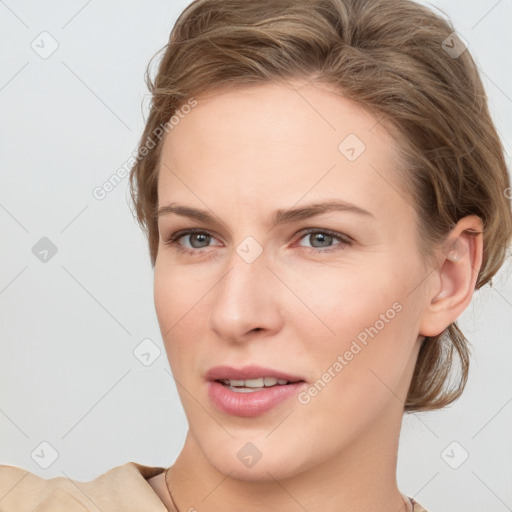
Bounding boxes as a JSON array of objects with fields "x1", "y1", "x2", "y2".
[{"x1": 1, "y1": 0, "x2": 510, "y2": 510}]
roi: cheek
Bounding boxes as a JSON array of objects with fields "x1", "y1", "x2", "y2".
[
  {"x1": 291, "y1": 259, "x2": 419, "y2": 385},
  {"x1": 153, "y1": 262, "x2": 207, "y2": 332},
  {"x1": 285, "y1": 261, "x2": 403, "y2": 339},
  {"x1": 153, "y1": 272, "x2": 176, "y2": 336},
  {"x1": 153, "y1": 265, "x2": 200, "y2": 370}
]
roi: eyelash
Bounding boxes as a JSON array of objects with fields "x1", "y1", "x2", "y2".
[{"x1": 163, "y1": 228, "x2": 352, "y2": 255}]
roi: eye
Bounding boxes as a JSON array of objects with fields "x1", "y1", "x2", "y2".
[
  {"x1": 164, "y1": 228, "x2": 221, "y2": 253},
  {"x1": 163, "y1": 227, "x2": 352, "y2": 255},
  {"x1": 295, "y1": 228, "x2": 352, "y2": 252}
]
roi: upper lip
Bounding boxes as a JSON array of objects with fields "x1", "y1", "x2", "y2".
[{"x1": 205, "y1": 365, "x2": 306, "y2": 383}]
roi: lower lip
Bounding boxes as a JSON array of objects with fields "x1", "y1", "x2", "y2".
[{"x1": 207, "y1": 380, "x2": 307, "y2": 417}]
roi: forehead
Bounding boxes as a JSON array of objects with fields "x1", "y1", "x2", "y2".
[{"x1": 157, "y1": 81, "x2": 407, "y2": 218}]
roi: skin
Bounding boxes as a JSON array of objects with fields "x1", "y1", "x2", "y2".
[{"x1": 146, "y1": 79, "x2": 483, "y2": 511}]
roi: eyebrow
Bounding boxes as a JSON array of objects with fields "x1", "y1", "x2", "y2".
[{"x1": 156, "y1": 199, "x2": 374, "y2": 231}]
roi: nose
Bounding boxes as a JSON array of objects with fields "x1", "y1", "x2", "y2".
[{"x1": 208, "y1": 246, "x2": 283, "y2": 343}]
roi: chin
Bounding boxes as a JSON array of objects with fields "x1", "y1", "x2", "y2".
[
  {"x1": 197, "y1": 433, "x2": 312, "y2": 482},
  {"x1": 212, "y1": 456, "x2": 304, "y2": 482}
]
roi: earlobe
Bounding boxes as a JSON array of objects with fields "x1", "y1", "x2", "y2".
[{"x1": 419, "y1": 215, "x2": 483, "y2": 337}]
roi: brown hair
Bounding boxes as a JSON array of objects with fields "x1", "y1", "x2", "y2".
[{"x1": 129, "y1": 0, "x2": 512, "y2": 412}]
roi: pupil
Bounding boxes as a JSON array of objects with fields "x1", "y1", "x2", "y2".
[
  {"x1": 311, "y1": 233, "x2": 331, "y2": 247},
  {"x1": 191, "y1": 233, "x2": 209, "y2": 248}
]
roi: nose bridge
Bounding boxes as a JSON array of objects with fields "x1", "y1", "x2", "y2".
[{"x1": 208, "y1": 240, "x2": 281, "y2": 340}]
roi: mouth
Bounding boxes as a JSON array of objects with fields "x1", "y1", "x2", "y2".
[
  {"x1": 205, "y1": 364, "x2": 306, "y2": 383},
  {"x1": 205, "y1": 365, "x2": 307, "y2": 417},
  {"x1": 215, "y1": 376, "x2": 305, "y2": 392}
]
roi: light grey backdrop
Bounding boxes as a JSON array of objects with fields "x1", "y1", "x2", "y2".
[{"x1": 1, "y1": 1, "x2": 511, "y2": 511}]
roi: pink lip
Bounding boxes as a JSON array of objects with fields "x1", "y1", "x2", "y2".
[
  {"x1": 207, "y1": 381, "x2": 307, "y2": 417},
  {"x1": 205, "y1": 365, "x2": 307, "y2": 417},
  {"x1": 204, "y1": 365, "x2": 305, "y2": 383}
]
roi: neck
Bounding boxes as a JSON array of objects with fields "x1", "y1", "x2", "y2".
[{"x1": 166, "y1": 403, "x2": 408, "y2": 512}]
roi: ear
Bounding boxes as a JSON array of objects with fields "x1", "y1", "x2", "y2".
[{"x1": 419, "y1": 215, "x2": 484, "y2": 337}]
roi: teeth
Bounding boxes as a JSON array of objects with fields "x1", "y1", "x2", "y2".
[
  {"x1": 227, "y1": 379, "x2": 245, "y2": 386},
  {"x1": 220, "y1": 377, "x2": 291, "y2": 388},
  {"x1": 244, "y1": 378, "x2": 264, "y2": 388}
]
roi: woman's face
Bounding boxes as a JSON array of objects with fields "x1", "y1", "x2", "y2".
[{"x1": 154, "y1": 80, "x2": 433, "y2": 480}]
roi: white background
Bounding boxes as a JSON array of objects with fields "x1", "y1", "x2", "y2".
[{"x1": 0, "y1": 1, "x2": 511, "y2": 510}]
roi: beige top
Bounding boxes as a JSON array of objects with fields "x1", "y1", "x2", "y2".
[{"x1": 0, "y1": 461, "x2": 429, "y2": 511}]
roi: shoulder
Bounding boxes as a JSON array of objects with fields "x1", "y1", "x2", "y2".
[{"x1": 0, "y1": 461, "x2": 167, "y2": 511}]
